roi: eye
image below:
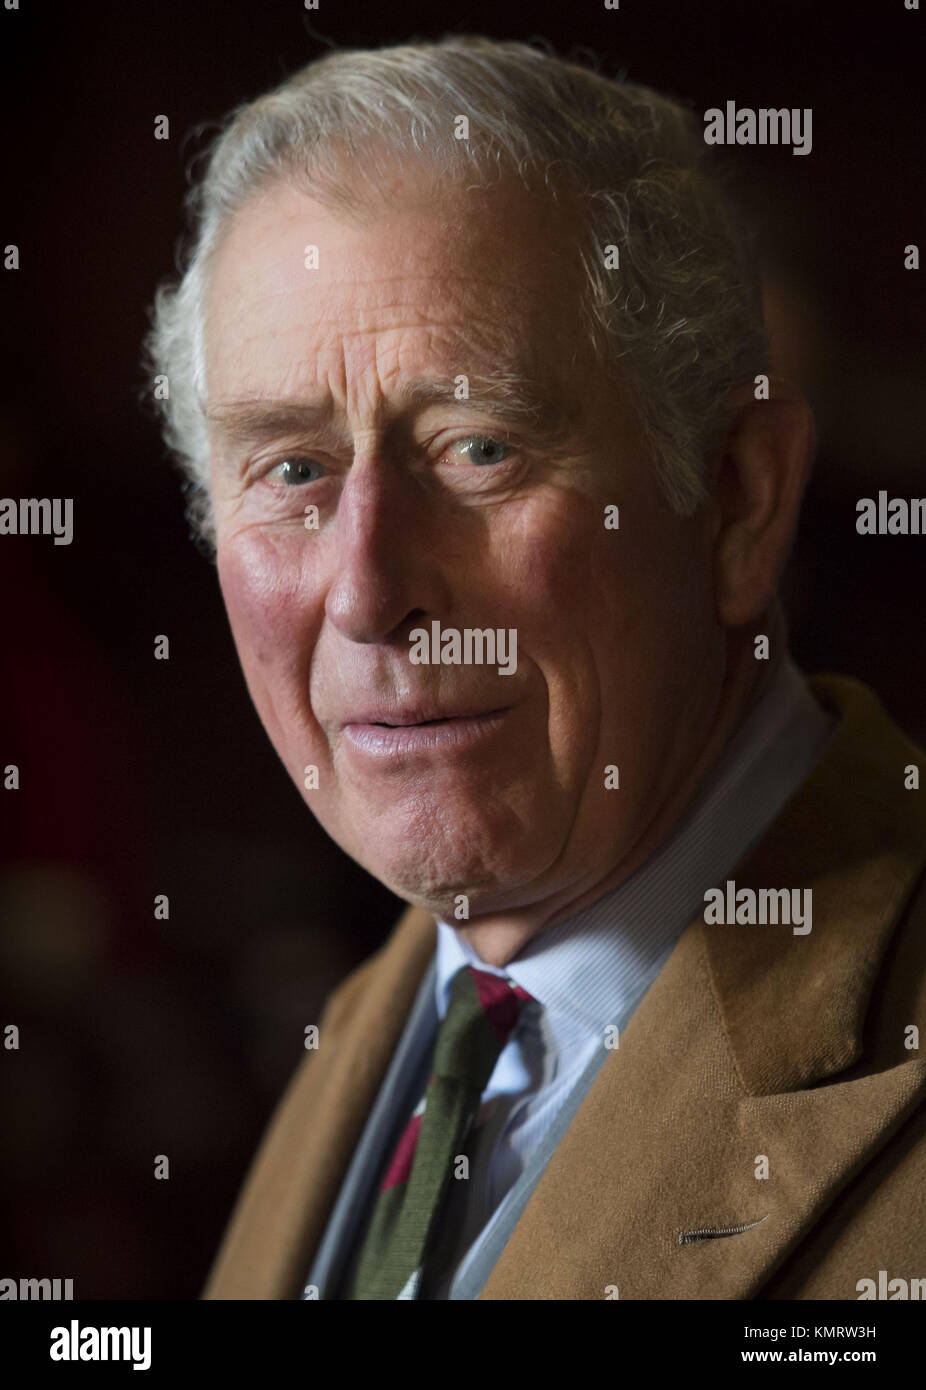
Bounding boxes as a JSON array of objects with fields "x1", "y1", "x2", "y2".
[
  {"x1": 454, "y1": 436, "x2": 514, "y2": 466},
  {"x1": 268, "y1": 456, "x2": 325, "y2": 485}
]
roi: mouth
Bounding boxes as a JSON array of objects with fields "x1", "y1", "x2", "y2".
[
  {"x1": 341, "y1": 706, "x2": 513, "y2": 756},
  {"x1": 346, "y1": 706, "x2": 510, "y2": 728}
]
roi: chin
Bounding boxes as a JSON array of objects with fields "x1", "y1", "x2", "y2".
[
  {"x1": 318, "y1": 785, "x2": 568, "y2": 902},
  {"x1": 355, "y1": 834, "x2": 557, "y2": 919}
]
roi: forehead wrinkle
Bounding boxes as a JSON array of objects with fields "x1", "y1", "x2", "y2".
[
  {"x1": 206, "y1": 364, "x2": 578, "y2": 461},
  {"x1": 215, "y1": 262, "x2": 521, "y2": 330},
  {"x1": 207, "y1": 262, "x2": 587, "y2": 454}
]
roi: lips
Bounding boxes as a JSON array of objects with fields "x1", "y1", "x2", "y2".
[
  {"x1": 340, "y1": 704, "x2": 512, "y2": 758},
  {"x1": 346, "y1": 705, "x2": 508, "y2": 728}
]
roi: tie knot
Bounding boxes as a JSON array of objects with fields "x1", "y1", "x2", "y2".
[
  {"x1": 431, "y1": 965, "x2": 534, "y2": 1089},
  {"x1": 466, "y1": 965, "x2": 534, "y2": 1041}
]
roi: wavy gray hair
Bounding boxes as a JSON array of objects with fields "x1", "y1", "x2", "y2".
[{"x1": 142, "y1": 34, "x2": 769, "y2": 553}]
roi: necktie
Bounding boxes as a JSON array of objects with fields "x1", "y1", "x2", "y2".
[{"x1": 341, "y1": 963, "x2": 534, "y2": 1299}]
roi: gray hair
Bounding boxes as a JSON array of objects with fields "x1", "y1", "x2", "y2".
[{"x1": 142, "y1": 34, "x2": 769, "y2": 553}]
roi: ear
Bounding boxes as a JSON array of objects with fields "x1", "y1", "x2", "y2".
[{"x1": 709, "y1": 378, "x2": 815, "y2": 628}]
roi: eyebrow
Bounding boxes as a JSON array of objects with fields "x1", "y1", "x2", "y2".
[
  {"x1": 206, "y1": 374, "x2": 575, "y2": 452},
  {"x1": 399, "y1": 375, "x2": 574, "y2": 442}
]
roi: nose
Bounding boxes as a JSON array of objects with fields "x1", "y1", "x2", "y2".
[{"x1": 324, "y1": 450, "x2": 447, "y2": 645}]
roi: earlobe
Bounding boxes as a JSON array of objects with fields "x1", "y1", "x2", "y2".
[
  {"x1": 710, "y1": 383, "x2": 814, "y2": 629},
  {"x1": 713, "y1": 520, "x2": 759, "y2": 628}
]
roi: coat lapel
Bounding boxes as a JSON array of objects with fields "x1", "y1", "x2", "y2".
[
  {"x1": 477, "y1": 675, "x2": 926, "y2": 1298},
  {"x1": 202, "y1": 903, "x2": 436, "y2": 1299}
]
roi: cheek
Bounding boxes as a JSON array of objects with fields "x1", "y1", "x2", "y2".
[
  {"x1": 484, "y1": 489, "x2": 600, "y2": 628},
  {"x1": 485, "y1": 495, "x2": 608, "y2": 762},
  {"x1": 497, "y1": 493, "x2": 711, "y2": 747},
  {"x1": 590, "y1": 499, "x2": 713, "y2": 647},
  {"x1": 217, "y1": 531, "x2": 319, "y2": 673}
]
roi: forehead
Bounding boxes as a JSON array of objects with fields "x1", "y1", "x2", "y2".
[{"x1": 202, "y1": 170, "x2": 590, "y2": 402}]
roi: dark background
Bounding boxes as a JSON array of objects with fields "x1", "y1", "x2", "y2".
[{"x1": 0, "y1": 0, "x2": 923, "y2": 1298}]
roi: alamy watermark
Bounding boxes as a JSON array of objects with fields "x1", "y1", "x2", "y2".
[
  {"x1": 0, "y1": 497, "x2": 73, "y2": 545},
  {"x1": 703, "y1": 879, "x2": 812, "y2": 934},
  {"x1": 857, "y1": 1271, "x2": 926, "y2": 1299},
  {"x1": 49, "y1": 1320, "x2": 151, "y2": 1370},
  {"x1": 703, "y1": 102, "x2": 812, "y2": 156},
  {"x1": 408, "y1": 620, "x2": 517, "y2": 675},
  {"x1": 0, "y1": 1275, "x2": 74, "y2": 1299},
  {"x1": 856, "y1": 492, "x2": 926, "y2": 534}
]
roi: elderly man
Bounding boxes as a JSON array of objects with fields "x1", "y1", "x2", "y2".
[{"x1": 145, "y1": 36, "x2": 926, "y2": 1300}]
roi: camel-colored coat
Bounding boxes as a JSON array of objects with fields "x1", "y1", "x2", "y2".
[{"x1": 203, "y1": 675, "x2": 926, "y2": 1299}]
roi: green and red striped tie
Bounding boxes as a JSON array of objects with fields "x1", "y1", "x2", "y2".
[{"x1": 342, "y1": 964, "x2": 534, "y2": 1299}]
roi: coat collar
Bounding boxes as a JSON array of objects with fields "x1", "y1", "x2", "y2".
[{"x1": 701, "y1": 673, "x2": 926, "y2": 1096}]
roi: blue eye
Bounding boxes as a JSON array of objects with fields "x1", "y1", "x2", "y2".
[
  {"x1": 273, "y1": 457, "x2": 324, "y2": 485},
  {"x1": 459, "y1": 437, "x2": 512, "y2": 466}
]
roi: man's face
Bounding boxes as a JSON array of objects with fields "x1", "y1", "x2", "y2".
[{"x1": 204, "y1": 168, "x2": 723, "y2": 922}]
